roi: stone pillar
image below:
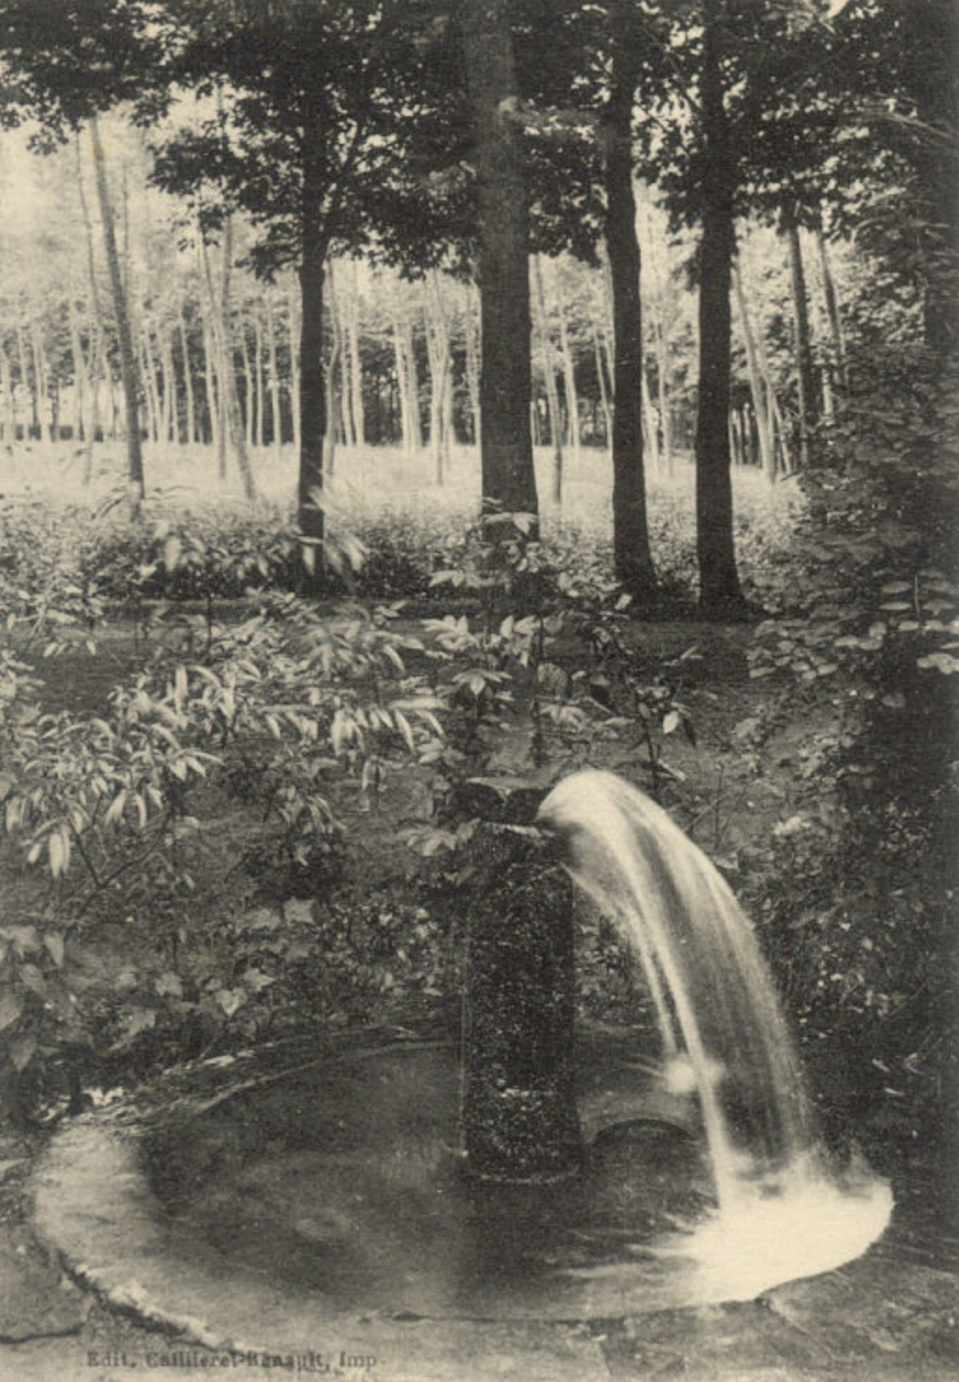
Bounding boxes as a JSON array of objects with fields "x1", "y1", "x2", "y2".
[{"x1": 462, "y1": 814, "x2": 582, "y2": 1183}]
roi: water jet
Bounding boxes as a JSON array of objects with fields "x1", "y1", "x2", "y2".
[{"x1": 32, "y1": 770, "x2": 902, "y2": 1377}]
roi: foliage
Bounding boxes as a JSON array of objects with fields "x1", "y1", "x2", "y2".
[{"x1": 749, "y1": 346, "x2": 959, "y2": 693}]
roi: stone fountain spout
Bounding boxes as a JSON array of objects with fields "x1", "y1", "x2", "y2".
[{"x1": 461, "y1": 814, "x2": 582, "y2": 1184}]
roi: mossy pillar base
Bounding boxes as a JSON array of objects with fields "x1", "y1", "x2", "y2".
[{"x1": 463, "y1": 821, "x2": 582, "y2": 1183}]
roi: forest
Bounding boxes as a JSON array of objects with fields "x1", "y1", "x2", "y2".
[{"x1": 0, "y1": 0, "x2": 956, "y2": 1377}]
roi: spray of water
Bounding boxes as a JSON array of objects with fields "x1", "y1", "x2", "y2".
[{"x1": 538, "y1": 769, "x2": 892, "y2": 1299}]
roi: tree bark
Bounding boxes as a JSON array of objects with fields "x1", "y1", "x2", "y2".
[
  {"x1": 178, "y1": 308, "x2": 196, "y2": 446},
  {"x1": 554, "y1": 270, "x2": 581, "y2": 463},
  {"x1": 532, "y1": 255, "x2": 563, "y2": 503},
  {"x1": 89, "y1": 116, "x2": 144, "y2": 502},
  {"x1": 265, "y1": 293, "x2": 282, "y2": 462},
  {"x1": 601, "y1": 4, "x2": 657, "y2": 596},
  {"x1": 694, "y1": 0, "x2": 746, "y2": 616},
  {"x1": 593, "y1": 328, "x2": 612, "y2": 447},
  {"x1": 464, "y1": 280, "x2": 481, "y2": 447},
  {"x1": 296, "y1": 103, "x2": 327, "y2": 586},
  {"x1": 815, "y1": 225, "x2": 847, "y2": 395},
  {"x1": 782, "y1": 200, "x2": 817, "y2": 468},
  {"x1": 347, "y1": 260, "x2": 365, "y2": 446},
  {"x1": 462, "y1": 0, "x2": 538, "y2": 527},
  {"x1": 253, "y1": 308, "x2": 265, "y2": 449},
  {"x1": 732, "y1": 264, "x2": 776, "y2": 482},
  {"x1": 425, "y1": 270, "x2": 452, "y2": 485}
]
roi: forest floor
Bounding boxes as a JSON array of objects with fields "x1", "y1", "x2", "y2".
[{"x1": 0, "y1": 610, "x2": 954, "y2": 1382}]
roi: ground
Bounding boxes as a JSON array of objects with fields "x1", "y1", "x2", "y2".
[{"x1": 0, "y1": 610, "x2": 954, "y2": 1382}]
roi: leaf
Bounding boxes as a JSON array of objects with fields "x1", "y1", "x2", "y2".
[
  {"x1": 0, "y1": 989, "x2": 23, "y2": 1032},
  {"x1": 155, "y1": 972, "x2": 183, "y2": 999},
  {"x1": 110, "y1": 1008, "x2": 156, "y2": 1051},
  {"x1": 19, "y1": 965, "x2": 46, "y2": 998},
  {"x1": 216, "y1": 987, "x2": 245, "y2": 1016},
  {"x1": 10, "y1": 1035, "x2": 36, "y2": 1073},
  {"x1": 662, "y1": 710, "x2": 680, "y2": 734},
  {"x1": 241, "y1": 967, "x2": 275, "y2": 992},
  {"x1": 48, "y1": 831, "x2": 65, "y2": 878},
  {"x1": 44, "y1": 933, "x2": 65, "y2": 967},
  {"x1": 163, "y1": 535, "x2": 183, "y2": 572}
]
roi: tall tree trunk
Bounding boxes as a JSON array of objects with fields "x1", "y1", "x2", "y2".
[
  {"x1": 815, "y1": 225, "x2": 847, "y2": 395},
  {"x1": 347, "y1": 260, "x2": 365, "y2": 446},
  {"x1": 178, "y1": 309, "x2": 195, "y2": 446},
  {"x1": 532, "y1": 255, "x2": 563, "y2": 503},
  {"x1": 265, "y1": 293, "x2": 282, "y2": 462},
  {"x1": 732, "y1": 264, "x2": 776, "y2": 482},
  {"x1": 75, "y1": 131, "x2": 104, "y2": 469},
  {"x1": 641, "y1": 369, "x2": 659, "y2": 474},
  {"x1": 694, "y1": 0, "x2": 746, "y2": 616},
  {"x1": 287, "y1": 282, "x2": 301, "y2": 455},
  {"x1": 593, "y1": 328, "x2": 612, "y2": 447},
  {"x1": 462, "y1": 0, "x2": 538, "y2": 525},
  {"x1": 425, "y1": 270, "x2": 451, "y2": 485},
  {"x1": 393, "y1": 317, "x2": 422, "y2": 453},
  {"x1": 643, "y1": 203, "x2": 674, "y2": 475},
  {"x1": 161, "y1": 329, "x2": 177, "y2": 444},
  {"x1": 325, "y1": 259, "x2": 342, "y2": 476},
  {"x1": 30, "y1": 326, "x2": 50, "y2": 441},
  {"x1": 200, "y1": 221, "x2": 255, "y2": 496},
  {"x1": 253, "y1": 310, "x2": 265, "y2": 449},
  {"x1": 139, "y1": 329, "x2": 160, "y2": 443},
  {"x1": 296, "y1": 107, "x2": 327, "y2": 584},
  {"x1": 782, "y1": 200, "x2": 817, "y2": 468},
  {"x1": 201, "y1": 320, "x2": 219, "y2": 452},
  {"x1": 239, "y1": 319, "x2": 255, "y2": 449},
  {"x1": 554, "y1": 272, "x2": 581, "y2": 463},
  {"x1": 601, "y1": 4, "x2": 656, "y2": 596},
  {"x1": 89, "y1": 115, "x2": 143, "y2": 502},
  {"x1": 464, "y1": 280, "x2": 481, "y2": 447},
  {"x1": 68, "y1": 302, "x2": 87, "y2": 442}
]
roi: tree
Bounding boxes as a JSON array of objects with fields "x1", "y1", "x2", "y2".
[
  {"x1": 0, "y1": 1, "x2": 164, "y2": 500},
  {"x1": 691, "y1": 0, "x2": 747, "y2": 616},
  {"x1": 144, "y1": 0, "x2": 453, "y2": 577},
  {"x1": 460, "y1": 0, "x2": 538, "y2": 527},
  {"x1": 601, "y1": 0, "x2": 658, "y2": 597}
]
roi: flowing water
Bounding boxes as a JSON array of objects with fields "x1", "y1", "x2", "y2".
[{"x1": 539, "y1": 768, "x2": 893, "y2": 1297}]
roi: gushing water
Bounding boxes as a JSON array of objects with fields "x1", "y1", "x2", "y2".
[{"x1": 539, "y1": 769, "x2": 892, "y2": 1298}]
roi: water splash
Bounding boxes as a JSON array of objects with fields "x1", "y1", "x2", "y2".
[{"x1": 538, "y1": 769, "x2": 892, "y2": 1293}]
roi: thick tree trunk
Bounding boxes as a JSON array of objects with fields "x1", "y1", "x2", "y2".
[
  {"x1": 462, "y1": 0, "x2": 538, "y2": 526},
  {"x1": 694, "y1": 0, "x2": 746, "y2": 616},
  {"x1": 782, "y1": 201, "x2": 817, "y2": 468},
  {"x1": 601, "y1": 8, "x2": 657, "y2": 597},
  {"x1": 89, "y1": 115, "x2": 144, "y2": 503}
]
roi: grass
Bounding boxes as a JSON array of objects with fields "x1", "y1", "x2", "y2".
[{"x1": 0, "y1": 437, "x2": 804, "y2": 604}]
